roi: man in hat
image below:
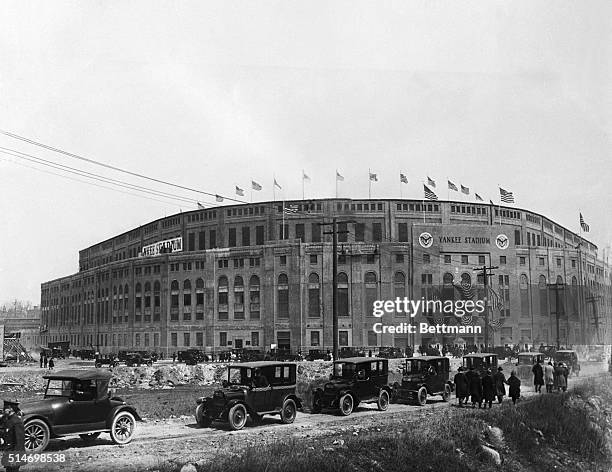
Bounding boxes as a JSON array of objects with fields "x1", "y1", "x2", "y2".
[
  {"x1": 1, "y1": 401, "x2": 25, "y2": 472},
  {"x1": 453, "y1": 367, "x2": 469, "y2": 407},
  {"x1": 481, "y1": 369, "x2": 495, "y2": 409},
  {"x1": 493, "y1": 367, "x2": 506, "y2": 403},
  {"x1": 532, "y1": 359, "x2": 544, "y2": 393}
]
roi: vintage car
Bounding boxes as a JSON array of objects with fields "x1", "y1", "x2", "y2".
[
  {"x1": 554, "y1": 350, "x2": 580, "y2": 376},
  {"x1": 125, "y1": 352, "x2": 153, "y2": 367},
  {"x1": 377, "y1": 347, "x2": 405, "y2": 359},
  {"x1": 311, "y1": 357, "x2": 391, "y2": 416},
  {"x1": 4, "y1": 369, "x2": 140, "y2": 452},
  {"x1": 338, "y1": 347, "x2": 366, "y2": 359},
  {"x1": 305, "y1": 349, "x2": 328, "y2": 361},
  {"x1": 391, "y1": 356, "x2": 453, "y2": 405},
  {"x1": 195, "y1": 361, "x2": 302, "y2": 430},
  {"x1": 178, "y1": 349, "x2": 209, "y2": 365},
  {"x1": 462, "y1": 353, "x2": 498, "y2": 377},
  {"x1": 95, "y1": 355, "x2": 120, "y2": 368},
  {"x1": 515, "y1": 352, "x2": 545, "y2": 380}
]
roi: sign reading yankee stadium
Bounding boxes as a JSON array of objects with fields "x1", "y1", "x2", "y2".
[
  {"x1": 417, "y1": 225, "x2": 510, "y2": 250},
  {"x1": 140, "y1": 236, "x2": 183, "y2": 256}
]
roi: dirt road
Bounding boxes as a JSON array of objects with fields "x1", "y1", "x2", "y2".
[{"x1": 25, "y1": 369, "x2": 608, "y2": 472}]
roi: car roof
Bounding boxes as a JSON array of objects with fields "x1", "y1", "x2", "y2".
[
  {"x1": 555, "y1": 350, "x2": 576, "y2": 354},
  {"x1": 43, "y1": 369, "x2": 112, "y2": 381},
  {"x1": 518, "y1": 352, "x2": 542, "y2": 356},
  {"x1": 463, "y1": 353, "x2": 497, "y2": 358},
  {"x1": 232, "y1": 361, "x2": 296, "y2": 368},
  {"x1": 335, "y1": 357, "x2": 386, "y2": 363},
  {"x1": 406, "y1": 356, "x2": 445, "y2": 361}
]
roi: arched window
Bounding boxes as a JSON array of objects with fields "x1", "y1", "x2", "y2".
[
  {"x1": 338, "y1": 272, "x2": 349, "y2": 317},
  {"x1": 218, "y1": 276, "x2": 228, "y2": 320},
  {"x1": 144, "y1": 282, "x2": 151, "y2": 308},
  {"x1": 170, "y1": 280, "x2": 179, "y2": 308},
  {"x1": 520, "y1": 274, "x2": 529, "y2": 318},
  {"x1": 183, "y1": 279, "x2": 192, "y2": 307},
  {"x1": 195, "y1": 278, "x2": 204, "y2": 306},
  {"x1": 135, "y1": 283, "x2": 142, "y2": 311},
  {"x1": 365, "y1": 272, "x2": 378, "y2": 317},
  {"x1": 538, "y1": 275, "x2": 548, "y2": 316},
  {"x1": 277, "y1": 274, "x2": 289, "y2": 318},
  {"x1": 308, "y1": 273, "x2": 320, "y2": 318},
  {"x1": 234, "y1": 276, "x2": 244, "y2": 320},
  {"x1": 118, "y1": 284, "x2": 123, "y2": 313},
  {"x1": 249, "y1": 275, "x2": 260, "y2": 320},
  {"x1": 394, "y1": 272, "x2": 406, "y2": 316}
]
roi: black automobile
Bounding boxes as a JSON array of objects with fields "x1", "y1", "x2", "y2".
[
  {"x1": 179, "y1": 349, "x2": 209, "y2": 365},
  {"x1": 554, "y1": 350, "x2": 580, "y2": 376},
  {"x1": 338, "y1": 347, "x2": 366, "y2": 359},
  {"x1": 95, "y1": 355, "x2": 119, "y2": 368},
  {"x1": 195, "y1": 361, "x2": 302, "y2": 430},
  {"x1": 125, "y1": 352, "x2": 152, "y2": 367},
  {"x1": 312, "y1": 357, "x2": 391, "y2": 416},
  {"x1": 305, "y1": 350, "x2": 328, "y2": 361},
  {"x1": 3, "y1": 369, "x2": 141, "y2": 452},
  {"x1": 377, "y1": 347, "x2": 404, "y2": 359},
  {"x1": 391, "y1": 356, "x2": 453, "y2": 406},
  {"x1": 462, "y1": 353, "x2": 498, "y2": 378}
]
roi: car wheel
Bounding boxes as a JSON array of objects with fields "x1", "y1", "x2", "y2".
[
  {"x1": 280, "y1": 399, "x2": 297, "y2": 424},
  {"x1": 95, "y1": 362, "x2": 101, "y2": 368},
  {"x1": 79, "y1": 432, "x2": 101, "y2": 443},
  {"x1": 417, "y1": 386, "x2": 428, "y2": 406},
  {"x1": 338, "y1": 393, "x2": 354, "y2": 416},
  {"x1": 228, "y1": 404, "x2": 248, "y2": 431},
  {"x1": 24, "y1": 419, "x2": 50, "y2": 453},
  {"x1": 195, "y1": 404, "x2": 212, "y2": 427},
  {"x1": 311, "y1": 393, "x2": 322, "y2": 414},
  {"x1": 377, "y1": 390, "x2": 389, "y2": 411},
  {"x1": 110, "y1": 411, "x2": 136, "y2": 445},
  {"x1": 442, "y1": 384, "x2": 451, "y2": 402}
]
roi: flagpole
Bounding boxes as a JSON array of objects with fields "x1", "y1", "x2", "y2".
[
  {"x1": 446, "y1": 176, "x2": 449, "y2": 201},
  {"x1": 399, "y1": 172, "x2": 402, "y2": 199},
  {"x1": 368, "y1": 168, "x2": 371, "y2": 199},
  {"x1": 335, "y1": 169, "x2": 338, "y2": 199},
  {"x1": 302, "y1": 169, "x2": 305, "y2": 200},
  {"x1": 273, "y1": 175, "x2": 276, "y2": 202},
  {"x1": 498, "y1": 184, "x2": 502, "y2": 226},
  {"x1": 421, "y1": 180, "x2": 425, "y2": 224}
]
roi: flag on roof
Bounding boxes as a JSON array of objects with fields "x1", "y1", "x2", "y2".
[
  {"x1": 235, "y1": 186, "x2": 244, "y2": 196},
  {"x1": 427, "y1": 176, "x2": 436, "y2": 188},
  {"x1": 336, "y1": 170, "x2": 344, "y2": 181},
  {"x1": 580, "y1": 213, "x2": 590, "y2": 232},
  {"x1": 302, "y1": 171, "x2": 310, "y2": 182},
  {"x1": 215, "y1": 195, "x2": 223, "y2": 202},
  {"x1": 461, "y1": 185, "x2": 469, "y2": 195},
  {"x1": 369, "y1": 172, "x2": 378, "y2": 182},
  {"x1": 488, "y1": 318, "x2": 503, "y2": 331},
  {"x1": 423, "y1": 184, "x2": 438, "y2": 201},
  {"x1": 197, "y1": 202, "x2": 205, "y2": 209},
  {"x1": 283, "y1": 204, "x2": 298, "y2": 215},
  {"x1": 475, "y1": 193, "x2": 483, "y2": 202},
  {"x1": 448, "y1": 180, "x2": 458, "y2": 191},
  {"x1": 251, "y1": 180, "x2": 262, "y2": 191},
  {"x1": 499, "y1": 187, "x2": 515, "y2": 203},
  {"x1": 400, "y1": 173, "x2": 408, "y2": 184},
  {"x1": 274, "y1": 178, "x2": 282, "y2": 190}
]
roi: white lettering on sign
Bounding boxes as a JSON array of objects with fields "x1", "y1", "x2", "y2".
[{"x1": 140, "y1": 237, "x2": 183, "y2": 257}]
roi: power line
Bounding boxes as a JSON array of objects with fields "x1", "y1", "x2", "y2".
[{"x1": 0, "y1": 129, "x2": 249, "y2": 204}]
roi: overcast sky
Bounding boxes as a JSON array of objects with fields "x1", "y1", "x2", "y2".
[{"x1": 1, "y1": 0, "x2": 610, "y2": 304}]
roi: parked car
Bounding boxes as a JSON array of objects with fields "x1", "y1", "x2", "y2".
[
  {"x1": 554, "y1": 350, "x2": 580, "y2": 376},
  {"x1": 539, "y1": 345, "x2": 557, "y2": 360},
  {"x1": 178, "y1": 349, "x2": 208, "y2": 365},
  {"x1": 515, "y1": 352, "x2": 545, "y2": 380},
  {"x1": 377, "y1": 347, "x2": 404, "y2": 359},
  {"x1": 95, "y1": 355, "x2": 120, "y2": 368},
  {"x1": 305, "y1": 350, "x2": 328, "y2": 361},
  {"x1": 195, "y1": 361, "x2": 302, "y2": 430},
  {"x1": 4, "y1": 369, "x2": 140, "y2": 452},
  {"x1": 462, "y1": 353, "x2": 498, "y2": 378},
  {"x1": 338, "y1": 347, "x2": 366, "y2": 359},
  {"x1": 125, "y1": 352, "x2": 152, "y2": 367},
  {"x1": 265, "y1": 349, "x2": 300, "y2": 362},
  {"x1": 311, "y1": 357, "x2": 391, "y2": 416},
  {"x1": 391, "y1": 356, "x2": 453, "y2": 405}
]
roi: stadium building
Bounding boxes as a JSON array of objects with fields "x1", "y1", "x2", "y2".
[{"x1": 40, "y1": 199, "x2": 612, "y2": 355}]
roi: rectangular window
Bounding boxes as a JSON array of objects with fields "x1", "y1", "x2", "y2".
[
  {"x1": 209, "y1": 230, "x2": 217, "y2": 248},
  {"x1": 478, "y1": 255, "x2": 485, "y2": 265},
  {"x1": 228, "y1": 228, "x2": 236, "y2": 247},
  {"x1": 355, "y1": 223, "x2": 365, "y2": 242},
  {"x1": 251, "y1": 332, "x2": 259, "y2": 347},
  {"x1": 311, "y1": 223, "x2": 321, "y2": 243},
  {"x1": 461, "y1": 255, "x2": 469, "y2": 265},
  {"x1": 444, "y1": 255, "x2": 451, "y2": 264},
  {"x1": 196, "y1": 332, "x2": 203, "y2": 347},
  {"x1": 279, "y1": 224, "x2": 288, "y2": 240},
  {"x1": 423, "y1": 253, "x2": 430, "y2": 263},
  {"x1": 198, "y1": 231, "x2": 205, "y2": 250},
  {"x1": 398, "y1": 223, "x2": 408, "y2": 242},
  {"x1": 219, "y1": 332, "x2": 227, "y2": 347},
  {"x1": 171, "y1": 332, "x2": 177, "y2": 347},
  {"x1": 500, "y1": 256, "x2": 506, "y2": 264},
  {"x1": 366, "y1": 254, "x2": 376, "y2": 264},
  {"x1": 367, "y1": 330, "x2": 377, "y2": 346},
  {"x1": 539, "y1": 257, "x2": 545, "y2": 266},
  {"x1": 183, "y1": 332, "x2": 190, "y2": 347},
  {"x1": 338, "y1": 330, "x2": 349, "y2": 347},
  {"x1": 310, "y1": 331, "x2": 320, "y2": 346},
  {"x1": 310, "y1": 254, "x2": 318, "y2": 265},
  {"x1": 188, "y1": 232, "x2": 195, "y2": 251},
  {"x1": 338, "y1": 222, "x2": 348, "y2": 243},
  {"x1": 372, "y1": 223, "x2": 382, "y2": 242},
  {"x1": 295, "y1": 224, "x2": 305, "y2": 242},
  {"x1": 241, "y1": 227, "x2": 250, "y2": 247},
  {"x1": 255, "y1": 226, "x2": 265, "y2": 245},
  {"x1": 519, "y1": 256, "x2": 526, "y2": 266},
  {"x1": 279, "y1": 255, "x2": 287, "y2": 266},
  {"x1": 514, "y1": 229, "x2": 521, "y2": 246},
  {"x1": 395, "y1": 254, "x2": 404, "y2": 264}
]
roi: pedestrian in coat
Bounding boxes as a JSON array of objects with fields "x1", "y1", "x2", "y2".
[
  {"x1": 544, "y1": 361, "x2": 554, "y2": 393},
  {"x1": 1, "y1": 403, "x2": 25, "y2": 472},
  {"x1": 481, "y1": 369, "x2": 495, "y2": 408},
  {"x1": 453, "y1": 367, "x2": 469, "y2": 407},
  {"x1": 507, "y1": 371, "x2": 521, "y2": 404},
  {"x1": 553, "y1": 363, "x2": 567, "y2": 392},
  {"x1": 39, "y1": 355, "x2": 43, "y2": 369},
  {"x1": 493, "y1": 367, "x2": 506, "y2": 403},
  {"x1": 48, "y1": 357, "x2": 54, "y2": 370},
  {"x1": 466, "y1": 367, "x2": 482, "y2": 408},
  {"x1": 532, "y1": 360, "x2": 544, "y2": 393},
  {"x1": 43, "y1": 356, "x2": 48, "y2": 369}
]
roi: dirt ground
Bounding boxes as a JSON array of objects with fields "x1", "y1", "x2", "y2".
[{"x1": 11, "y1": 361, "x2": 607, "y2": 472}]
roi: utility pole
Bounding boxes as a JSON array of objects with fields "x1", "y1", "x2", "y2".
[
  {"x1": 473, "y1": 265, "x2": 498, "y2": 350},
  {"x1": 585, "y1": 294, "x2": 602, "y2": 344},
  {"x1": 548, "y1": 282, "x2": 565, "y2": 349},
  {"x1": 320, "y1": 218, "x2": 353, "y2": 361}
]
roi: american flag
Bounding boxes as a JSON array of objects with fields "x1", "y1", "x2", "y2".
[
  {"x1": 427, "y1": 176, "x2": 436, "y2": 188},
  {"x1": 461, "y1": 185, "x2": 469, "y2": 195},
  {"x1": 487, "y1": 286, "x2": 504, "y2": 311},
  {"x1": 197, "y1": 202, "x2": 205, "y2": 209},
  {"x1": 499, "y1": 187, "x2": 515, "y2": 203},
  {"x1": 423, "y1": 184, "x2": 438, "y2": 201},
  {"x1": 400, "y1": 173, "x2": 408, "y2": 184},
  {"x1": 251, "y1": 180, "x2": 262, "y2": 191},
  {"x1": 475, "y1": 193, "x2": 483, "y2": 202},
  {"x1": 215, "y1": 195, "x2": 224, "y2": 202},
  {"x1": 274, "y1": 178, "x2": 282, "y2": 190},
  {"x1": 369, "y1": 172, "x2": 378, "y2": 182},
  {"x1": 235, "y1": 186, "x2": 244, "y2": 196},
  {"x1": 336, "y1": 170, "x2": 344, "y2": 181},
  {"x1": 580, "y1": 213, "x2": 590, "y2": 232},
  {"x1": 283, "y1": 205, "x2": 298, "y2": 215},
  {"x1": 448, "y1": 180, "x2": 458, "y2": 191},
  {"x1": 488, "y1": 318, "x2": 503, "y2": 331}
]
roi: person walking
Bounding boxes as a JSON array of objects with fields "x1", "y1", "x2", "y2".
[
  {"x1": 507, "y1": 371, "x2": 521, "y2": 405},
  {"x1": 466, "y1": 366, "x2": 483, "y2": 408},
  {"x1": 532, "y1": 360, "x2": 544, "y2": 393},
  {"x1": 39, "y1": 355, "x2": 43, "y2": 369},
  {"x1": 43, "y1": 356, "x2": 48, "y2": 369},
  {"x1": 493, "y1": 367, "x2": 506, "y2": 403},
  {"x1": 172, "y1": 352, "x2": 176, "y2": 363},
  {"x1": 481, "y1": 369, "x2": 495, "y2": 409},
  {"x1": 453, "y1": 367, "x2": 469, "y2": 408},
  {"x1": 553, "y1": 362, "x2": 567, "y2": 392},
  {"x1": 544, "y1": 361, "x2": 554, "y2": 393},
  {"x1": 1, "y1": 402, "x2": 25, "y2": 472},
  {"x1": 48, "y1": 357, "x2": 54, "y2": 370}
]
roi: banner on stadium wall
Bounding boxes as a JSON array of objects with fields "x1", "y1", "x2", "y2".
[{"x1": 140, "y1": 237, "x2": 183, "y2": 257}]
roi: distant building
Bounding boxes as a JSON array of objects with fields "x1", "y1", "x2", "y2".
[
  {"x1": 40, "y1": 199, "x2": 611, "y2": 354},
  {"x1": 0, "y1": 306, "x2": 42, "y2": 352}
]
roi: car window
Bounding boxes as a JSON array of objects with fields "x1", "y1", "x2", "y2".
[
  {"x1": 333, "y1": 362, "x2": 356, "y2": 378},
  {"x1": 370, "y1": 362, "x2": 377, "y2": 373},
  {"x1": 46, "y1": 379, "x2": 73, "y2": 397},
  {"x1": 73, "y1": 380, "x2": 96, "y2": 401}
]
